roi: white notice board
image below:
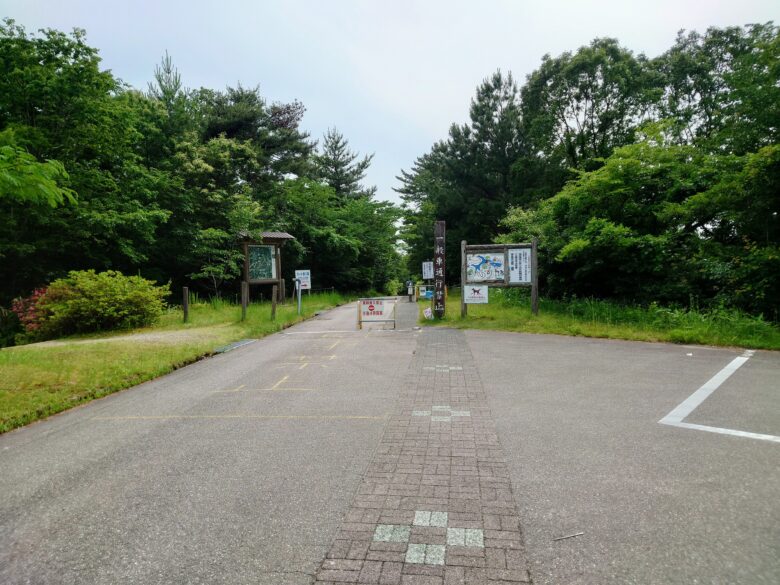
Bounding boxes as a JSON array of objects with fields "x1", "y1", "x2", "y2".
[
  {"x1": 422, "y1": 261, "x2": 434, "y2": 280},
  {"x1": 508, "y1": 248, "x2": 531, "y2": 284},
  {"x1": 295, "y1": 269, "x2": 311, "y2": 290}
]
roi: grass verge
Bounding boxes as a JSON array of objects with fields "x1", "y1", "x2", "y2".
[
  {"x1": 0, "y1": 292, "x2": 347, "y2": 434},
  {"x1": 421, "y1": 289, "x2": 780, "y2": 350}
]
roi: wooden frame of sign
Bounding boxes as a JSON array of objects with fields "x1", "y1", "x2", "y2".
[
  {"x1": 460, "y1": 239, "x2": 539, "y2": 317},
  {"x1": 241, "y1": 231, "x2": 295, "y2": 303}
]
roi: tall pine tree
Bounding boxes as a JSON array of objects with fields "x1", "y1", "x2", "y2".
[{"x1": 315, "y1": 128, "x2": 376, "y2": 199}]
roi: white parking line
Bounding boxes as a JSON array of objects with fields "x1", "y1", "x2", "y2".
[{"x1": 659, "y1": 350, "x2": 780, "y2": 444}]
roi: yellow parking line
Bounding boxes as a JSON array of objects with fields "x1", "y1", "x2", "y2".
[
  {"x1": 272, "y1": 375, "x2": 289, "y2": 389},
  {"x1": 211, "y1": 384, "x2": 245, "y2": 394}
]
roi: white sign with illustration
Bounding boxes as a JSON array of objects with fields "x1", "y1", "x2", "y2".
[
  {"x1": 464, "y1": 285, "x2": 489, "y2": 304},
  {"x1": 466, "y1": 252, "x2": 505, "y2": 282},
  {"x1": 508, "y1": 248, "x2": 531, "y2": 284}
]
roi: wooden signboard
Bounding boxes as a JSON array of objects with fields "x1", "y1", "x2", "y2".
[
  {"x1": 241, "y1": 231, "x2": 295, "y2": 303},
  {"x1": 460, "y1": 239, "x2": 539, "y2": 316}
]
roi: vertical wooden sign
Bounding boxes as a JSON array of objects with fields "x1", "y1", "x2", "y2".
[{"x1": 433, "y1": 221, "x2": 446, "y2": 319}]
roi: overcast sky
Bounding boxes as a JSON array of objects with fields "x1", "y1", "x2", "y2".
[{"x1": 3, "y1": 1, "x2": 778, "y2": 203}]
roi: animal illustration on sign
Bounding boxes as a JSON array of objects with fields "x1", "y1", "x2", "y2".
[
  {"x1": 471, "y1": 288, "x2": 483, "y2": 297},
  {"x1": 466, "y1": 253, "x2": 504, "y2": 282}
]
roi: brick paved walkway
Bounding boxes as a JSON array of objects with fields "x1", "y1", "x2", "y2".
[{"x1": 315, "y1": 327, "x2": 531, "y2": 584}]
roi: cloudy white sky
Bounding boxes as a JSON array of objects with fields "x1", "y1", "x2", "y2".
[{"x1": 3, "y1": 1, "x2": 779, "y2": 203}]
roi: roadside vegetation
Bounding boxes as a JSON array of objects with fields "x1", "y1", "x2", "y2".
[
  {"x1": 422, "y1": 290, "x2": 780, "y2": 350},
  {"x1": 0, "y1": 292, "x2": 346, "y2": 434}
]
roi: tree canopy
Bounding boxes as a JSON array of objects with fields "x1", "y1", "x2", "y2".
[
  {"x1": 399, "y1": 23, "x2": 780, "y2": 318},
  {"x1": 0, "y1": 19, "x2": 402, "y2": 305}
]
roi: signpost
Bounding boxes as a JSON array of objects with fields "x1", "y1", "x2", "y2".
[
  {"x1": 433, "y1": 221, "x2": 446, "y2": 318},
  {"x1": 242, "y1": 232, "x2": 295, "y2": 303},
  {"x1": 460, "y1": 239, "x2": 539, "y2": 316},
  {"x1": 295, "y1": 269, "x2": 311, "y2": 294}
]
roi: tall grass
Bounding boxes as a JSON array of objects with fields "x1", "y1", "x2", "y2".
[{"x1": 425, "y1": 288, "x2": 780, "y2": 350}]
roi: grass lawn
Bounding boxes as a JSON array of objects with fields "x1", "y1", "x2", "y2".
[
  {"x1": 421, "y1": 289, "x2": 780, "y2": 350},
  {"x1": 0, "y1": 292, "x2": 347, "y2": 434}
]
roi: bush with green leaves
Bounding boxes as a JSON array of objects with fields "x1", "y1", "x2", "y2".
[{"x1": 22, "y1": 270, "x2": 169, "y2": 340}]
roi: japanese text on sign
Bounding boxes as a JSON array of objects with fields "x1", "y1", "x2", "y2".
[
  {"x1": 422, "y1": 261, "x2": 434, "y2": 280},
  {"x1": 433, "y1": 221, "x2": 446, "y2": 318},
  {"x1": 508, "y1": 248, "x2": 531, "y2": 284},
  {"x1": 295, "y1": 269, "x2": 311, "y2": 290}
]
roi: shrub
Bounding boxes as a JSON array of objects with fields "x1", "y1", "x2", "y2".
[
  {"x1": 10, "y1": 288, "x2": 48, "y2": 339},
  {"x1": 14, "y1": 270, "x2": 169, "y2": 341},
  {"x1": 385, "y1": 278, "x2": 402, "y2": 296}
]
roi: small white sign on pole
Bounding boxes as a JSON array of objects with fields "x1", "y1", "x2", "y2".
[
  {"x1": 295, "y1": 269, "x2": 311, "y2": 290},
  {"x1": 422, "y1": 261, "x2": 434, "y2": 280},
  {"x1": 464, "y1": 285, "x2": 489, "y2": 304}
]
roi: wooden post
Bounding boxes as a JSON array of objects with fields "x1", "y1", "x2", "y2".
[
  {"x1": 241, "y1": 281, "x2": 248, "y2": 321},
  {"x1": 182, "y1": 286, "x2": 189, "y2": 323},
  {"x1": 531, "y1": 238, "x2": 539, "y2": 315},
  {"x1": 357, "y1": 300, "x2": 362, "y2": 330},
  {"x1": 280, "y1": 278, "x2": 286, "y2": 303},
  {"x1": 433, "y1": 221, "x2": 446, "y2": 319},
  {"x1": 275, "y1": 246, "x2": 283, "y2": 302},
  {"x1": 460, "y1": 240, "x2": 467, "y2": 318},
  {"x1": 271, "y1": 285, "x2": 278, "y2": 320}
]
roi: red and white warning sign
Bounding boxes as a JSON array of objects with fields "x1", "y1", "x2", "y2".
[
  {"x1": 358, "y1": 298, "x2": 397, "y2": 329},
  {"x1": 361, "y1": 299, "x2": 385, "y2": 317}
]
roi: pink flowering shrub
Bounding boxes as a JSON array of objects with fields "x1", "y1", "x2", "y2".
[{"x1": 11, "y1": 288, "x2": 50, "y2": 339}]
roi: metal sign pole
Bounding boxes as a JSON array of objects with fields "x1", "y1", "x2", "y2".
[
  {"x1": 460, "y1": 240, "x2": 467, "y2": 318},
  {"x1": 295, "y1": 278, "x2": 302, "y2": 315}
]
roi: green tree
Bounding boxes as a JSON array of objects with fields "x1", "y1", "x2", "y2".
[
  {"x1": 0, "y1": 129, "x2": 75, "y2": 207},
  {"x1": 398, "y1": 71, "x2": 531, "y2": 280},
  {"x1": 315, "y1": 127, "x2": 376, "y2": 199},
  {"x1": 522, "y1": 38, "x2": 661, "y2": 172},
  {"x1": 0, "y1": 20, "x2": 169, "y2": 303},
  {"x1": 654, "y1": 23, "x2": 780, "y2": 154}
]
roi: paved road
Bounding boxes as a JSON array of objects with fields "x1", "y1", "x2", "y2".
[
  {"x1": 1, "y1": 301, "x2": 778, "y2": 584},
  {"x1": 0, "y1": 301, "x2": 419, "y2": 585}
]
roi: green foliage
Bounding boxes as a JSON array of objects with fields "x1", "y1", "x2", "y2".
[
  {"x1": 0, "y1": 130, "x2": 75, "y2": 207},
  {"x1": 0, "y1": 20, "x2": 401, "y2": 307},
  {"x1": 385, "y1": 278, "x2": 403, "y2": 296},
  {"x1": 430, "y1": 289, "x2": 780, "y2": 350},
  {"x1": 25, "y1": 270, "x2": 169, "y2": 340},
  {"x1": 0, "y1": 306, "x2": 20, "y2": 347},
  {"x1": 315, "y1": 128, "x2": 376, "y2": 199},
  {"x1": 400, "y1": 24, "x2": 780, "y2": 322}
]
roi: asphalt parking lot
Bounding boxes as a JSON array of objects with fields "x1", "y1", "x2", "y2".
[{"x1": 469, "y1": 331, "x2": 779, "y2": 584}]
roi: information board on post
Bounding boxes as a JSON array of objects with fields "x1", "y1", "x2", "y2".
[
  {"x1": 422, "y1": 261, "x2": 434, "y2": 280},
  {"x1": 248, "y1": 245, "x2": 276, "y2": 281},
  {"x1": 294, "y1": 269, "x2": 311, "y2": 290},
  {"x1": 461, "y1": 239, "x2": 539, "y2": 316}
]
